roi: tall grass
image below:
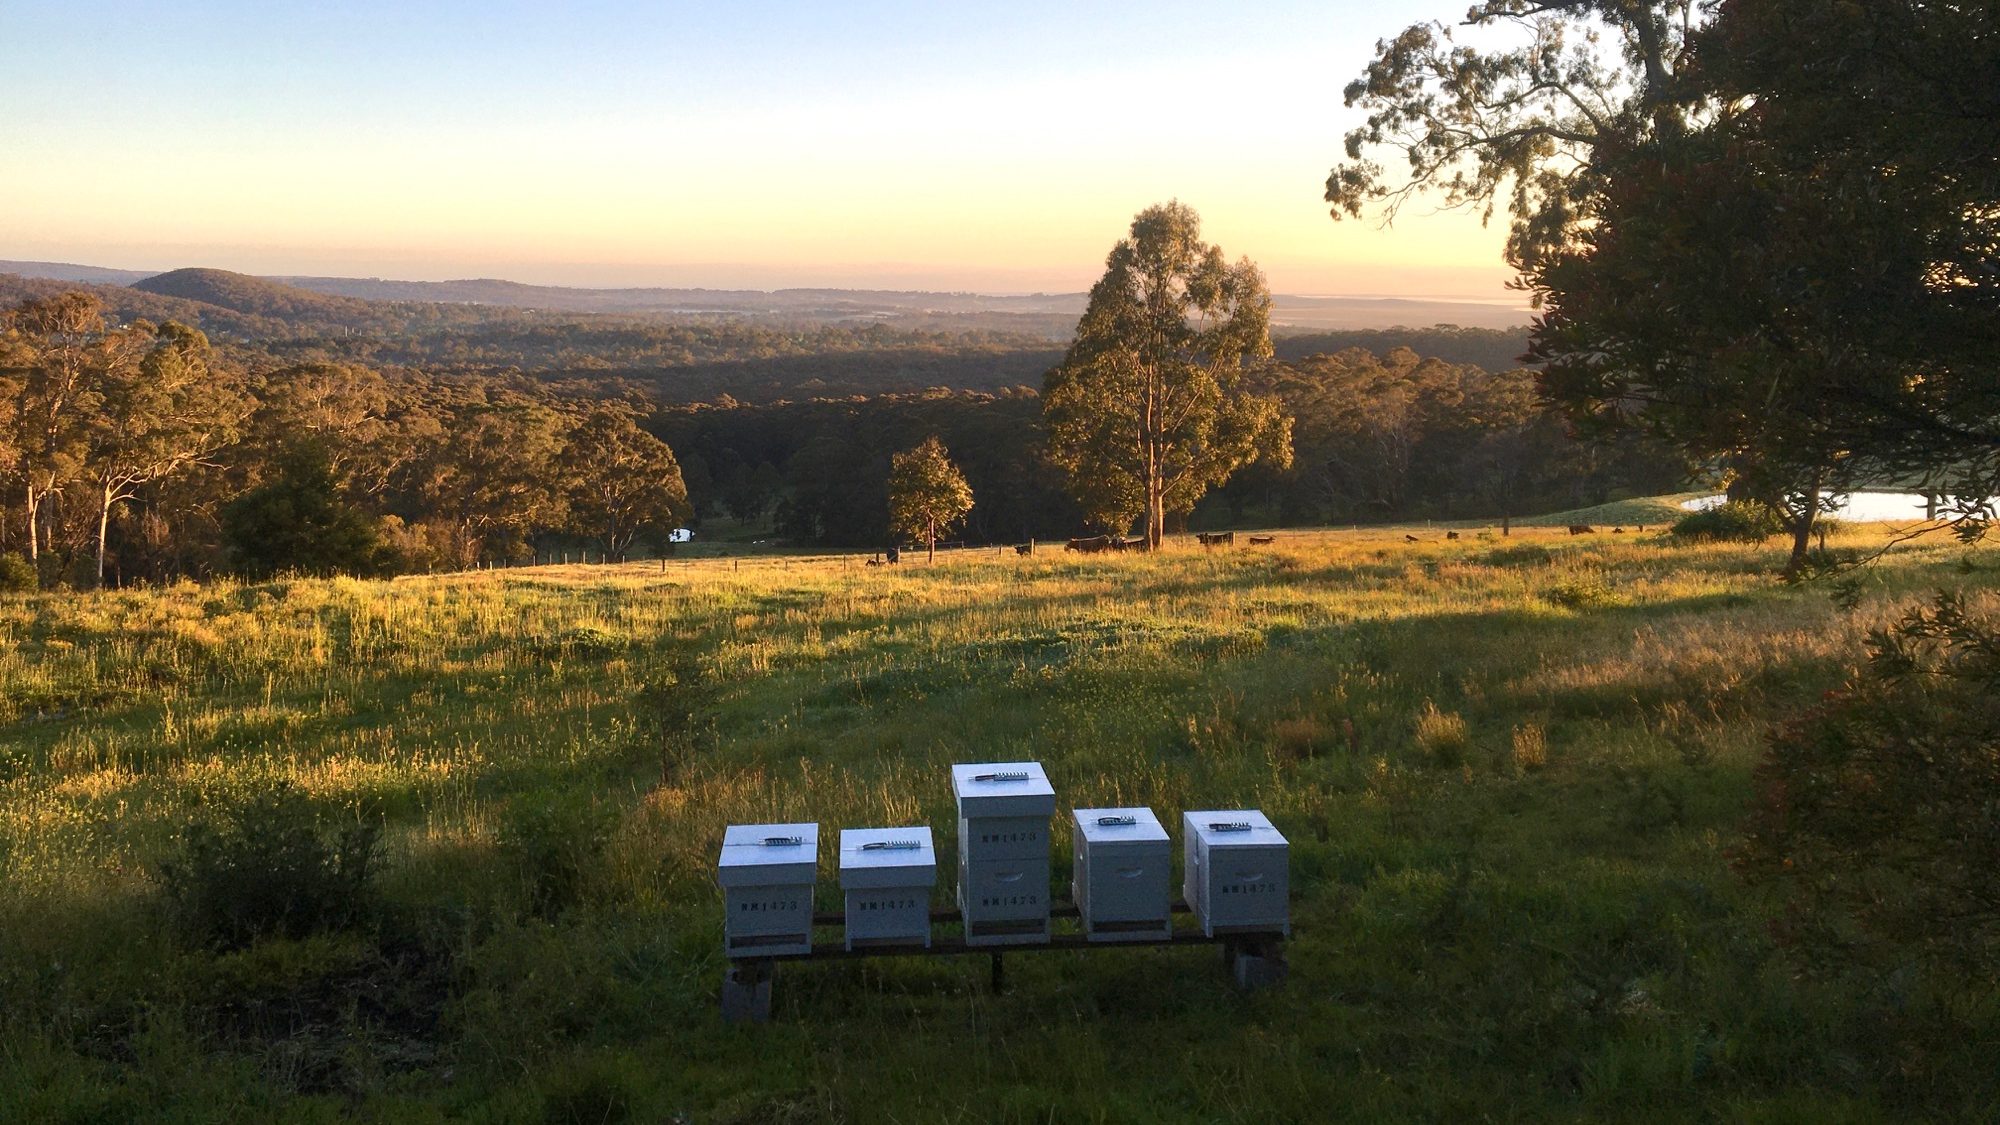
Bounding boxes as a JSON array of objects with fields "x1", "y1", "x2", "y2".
[{"x1": 0, "y1": 525, "x2": 1993, "y2": 1120}]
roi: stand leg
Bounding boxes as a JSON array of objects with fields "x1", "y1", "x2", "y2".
[
  {"x1": 990, "y1": 952, "x2": 1006, "y2": 994},
  {"x1": 722, "y1": 960, "x2": 774, "y2": 1024},
  {"x1": 1229, "y1": 937, "x2": 1289, "y2": 991}
]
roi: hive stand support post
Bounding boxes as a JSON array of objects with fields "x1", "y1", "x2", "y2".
[
  {"x1": 1228, "y1": 936, "x2": 1289, "y2": 992},
  {"x1": 989, "y1": 952, "x2": 1006, "y2": 994},
  {"x1": 721, "y1": 960, "x2": 774, "y2": 1024}
]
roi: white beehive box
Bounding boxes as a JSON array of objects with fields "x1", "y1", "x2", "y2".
[
  {"x1": 1182, "y1": 810, "x2": 1290, "y2": 938},
  {"x1": 717, "y1": 823, "x2": 819, "y2": 957},
  {"x1": 952, "y1": 762, "x2": 1055, "y2": 946},
  {"x1": 1071, "y1": 807, "x2": 1171, "y2": 942},
  {"x1": 838, "y1": 827, "x2": 937, "y2": 951}
]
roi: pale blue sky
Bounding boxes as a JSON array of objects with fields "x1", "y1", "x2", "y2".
[{"x1": 1, "y1": 1, "x2": 1519, "y2": 296}]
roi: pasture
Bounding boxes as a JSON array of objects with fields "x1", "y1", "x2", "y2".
[{"x1": 1, "y1": 524, "x2": 1994, "y2": 1121}]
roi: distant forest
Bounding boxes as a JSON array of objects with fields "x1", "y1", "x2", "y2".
[{"x1": 0, "y1": 269, "x2": 1674, "y2": 585}]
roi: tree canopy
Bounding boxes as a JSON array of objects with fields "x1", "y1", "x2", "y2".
[
  {"x1": 1330, "y1": 0, "x2": 2000, "y2": 574},
  {"x1": 887, "y1": 435, "x2": 974, "y2": 562}
]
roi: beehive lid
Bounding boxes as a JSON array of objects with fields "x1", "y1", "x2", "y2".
[
  {"x1": 1074, "y1": 807, "x2": 1167, "y2": 845},
  {"x1": 839, "y1": 826, "x2": 937, "y2": 888},
  {"x1": 717, "y1": 822, "x2": 819, "y2": 887},
  {"x1": 951, "y1": 762, "x2": 1055, "y2": 818},
  {"x1": 1188, "y1": 809, "x2": 1287, "y2": 849}
]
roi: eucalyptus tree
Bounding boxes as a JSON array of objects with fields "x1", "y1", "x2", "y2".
[
  {"x1": 5, "y1": 293, "x2": 117, "y2": 564},
  {"x1": 1043, "y1": 201, "x2": 1291, "y2": 547},
  {"x1": 395, "y1": 384, "x2": 573, "y2": 566},
  {"x1": 80, "y1": 322, "x2": 247, "y2": 585}
]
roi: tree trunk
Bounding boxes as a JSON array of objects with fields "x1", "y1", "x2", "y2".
[
  {"x1": 927, "y1": 518, "x2": 936, "y2": 563},
  {"x1": 1147, "y1": 474, "x2": 1165, "y2": 551},
  {"x1": 95, "y1": 484, "x2": 112, "y2": 588},
  {"x1": 1501, "y1": 510, "x2": 1511, "y2": 538},
  {"x1": 25, "y1": 483, "x2": 42, "y2": 562},
  {"x1": 1782, "y1": 474, "x2": 1823, "y2": 581}
]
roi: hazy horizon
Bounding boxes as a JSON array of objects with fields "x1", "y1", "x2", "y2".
[{"x1": 4, "y1": 1, "x2": 1515, "y2": 300}]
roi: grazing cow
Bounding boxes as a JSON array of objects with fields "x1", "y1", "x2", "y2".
[
  {"x1": 1248, "y1": 535, "x2": 1275, "y2": 546},
  {"x1": 1613, "y1": 527, "x2": 1624, "y2": 534},
  {"x1": 1066, "y1": 535, "x2": 1113, "y2": 554},
  {"x1": 1445, "y1": 530, "x2": 1460, "y2": 540},
  {"x1": 1196, "y1": 531, "x2": 1236, "y2": 547},
  {"x1": 1015, "y1": 543, "x2": 1033, "y2": 556},
  {"x1": 1114, "y1": 535, "x2": 1150, "y2": 552},
  {"x1": 1567, "y1": 525, "x2": 1596, "y2": 536},
  {"x1": 1404, "y1": 534, "x2": 1420, "y2": 543}
]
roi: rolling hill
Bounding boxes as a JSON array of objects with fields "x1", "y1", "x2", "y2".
[{"x1": 131, "y1": 267, "x2": 379, "y2": 324}]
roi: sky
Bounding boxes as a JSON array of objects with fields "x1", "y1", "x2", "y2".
[{"x1": 0, "y1": 1, "x2": 1520, "y2": 299}]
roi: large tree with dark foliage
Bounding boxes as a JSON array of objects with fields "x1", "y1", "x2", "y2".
[
  {"x1": 565, "y1": 403, "x2": 691, "y2": 562},
  {"x1": 1044, "y1": 202, "x2": 1291, "y2": 546},
  {"x1": 221, "y1": 445, "x2": 384, "y2": 579},
  {"x1": 1329, "y1": 0, "x2": 2000, "y2": 575}
]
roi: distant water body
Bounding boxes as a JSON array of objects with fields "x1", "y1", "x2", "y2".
[{"x1": 1680, "y1": 491, "x2": 1996, "y2": 522}]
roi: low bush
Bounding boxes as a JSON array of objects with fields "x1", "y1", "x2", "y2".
[
  {"x1": 1671, "y1": 501, "x2": 1785, "y2": 542},
  {"x1": 156, "y1": 783, "x2": 381, "y2": 950},
  {"x1": 0, "y1": 552, "x2": 36, "y2": 592},
  {"x1": 1413, "y1": 702, "x2": 1470, "y2": 767},
  {"x1": 1739, "y1": 590, "x2": 2000, "y2": 978},
  {"x1": 1269, "y1": 715, "x2": 1332, "y2": 762},
  {"x1": 498, "y1": 792, "x2": 620, "y2": 917},
  {"x1": 1544, "y1": 574, "x2": 1615, "y2": 609}
]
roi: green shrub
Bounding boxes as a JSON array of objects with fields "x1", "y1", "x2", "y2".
[
  {"x1": 220, "y1": 445, "x2": 385, "y2": 579},
  {"x1": 1739, "y1": 590, "x2": 2000, "y2": 978},
  {"x1": 1544, "y1": 574, "x2": 1615, "y2": 609},
  {"x1": 156, "y1": 782, "x2": 380, "y2": 950},
  {"x1": 1670, "y1": 500, "x2": 1785, "y2": 542},
  {"x1": 531, "y1": 626, "x2": 629, "y2": 661},
  {"x1": 0, "y1": 552, "x2": 36, "y2": 592},
  {"x1": 498, "y1": 792, "x2": 619, "y2": 917}
]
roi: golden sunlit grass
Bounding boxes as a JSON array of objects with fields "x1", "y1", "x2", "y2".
[{"x1": 0, "y1": 521, "x2": 1994, "y2": 1120}]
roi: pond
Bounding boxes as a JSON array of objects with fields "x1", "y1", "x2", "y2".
[{"x1": 1680, "y1": 490, "x2": 1996, "y2": 522}]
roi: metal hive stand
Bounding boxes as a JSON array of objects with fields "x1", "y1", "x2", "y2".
[{"x1": 720, "y1": 897, "x2": 1288, "y2": 1023}]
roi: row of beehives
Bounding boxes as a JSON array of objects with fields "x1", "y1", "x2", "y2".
[{"x1": 717, "y1": 761, "x2": 1290, "y2": 956}]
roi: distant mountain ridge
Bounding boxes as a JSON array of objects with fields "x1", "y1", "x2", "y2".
[
  {"x1": 0, "y1": 260, "x2": 154, "y2": 286},
  {"x1": 0, "y1": 263, "x2": 1534, "y2": 403},
  {"x1": 0, "y1": 259, "x2": 1531, "y2": 331}
]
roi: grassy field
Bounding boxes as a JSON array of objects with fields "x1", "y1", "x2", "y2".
[{"x1": 1, "y1": 523, "x2": 1995, "y2": 1121}]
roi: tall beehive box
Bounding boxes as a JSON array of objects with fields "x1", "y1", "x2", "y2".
[
  {"x1": 951, "y1": 762, "x2": 1055, "y2": 946},
  {"x1": 1182, "y1": 810, "x2": 1290, "y2": 938},
  {"x1": 838, "y1": 827, "x2": 937, "y2": 951},
  {"x1": 717, "y1": 823, "x2": 819, "y2": 957},
  {"x1": 1071, "y1": 807, "x2": 1171, "y2": 942}
]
